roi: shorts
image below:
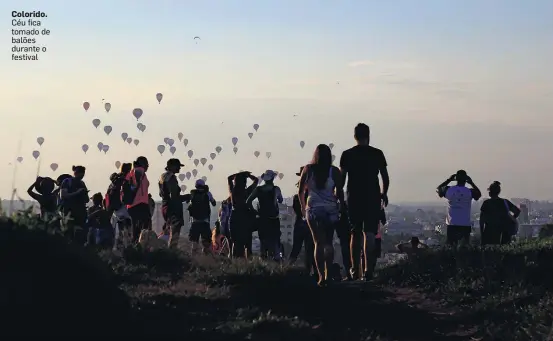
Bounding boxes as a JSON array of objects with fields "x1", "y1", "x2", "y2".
[
  {"x1": 306, "y1": 206, "x2": 338, "y2": 240},
  {"x1": 374, "y1": 238, "x2": 382, "y2": 258},
  {"x1": 112, "y1": 207, "x2": 131, "y2": 227},
  {"x1": 347, "y1": 196, "x2": 381, "y2": 235},
  {"x1": 189, "y1": 221, "x2": 211, "y2": 244},
  {"x1": 446, "y1": 225, "x2": 471, "y2": 245}
]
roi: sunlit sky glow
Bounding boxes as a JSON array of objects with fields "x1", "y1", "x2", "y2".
[{"x1": 1, "y1": 0, "x2": 552, "y2": 202}]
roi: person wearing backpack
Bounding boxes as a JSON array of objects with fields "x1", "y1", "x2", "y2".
[
  {"x1": 106, "y1": 163, "x2": 132, "y2": 249},
  {"x1": 125, "y1": 157, "x2": 151, "y2": 244},
  {"x1": 159, "y1": 158, "x2": 190, "y2": 248},
  {"x1": 246, "y1": 170, "x2": 283, "y2": 260},
  {"x1": 479, "y1": 181, "x2": 521, "y2": 245},
  {"x1": 60, "y1": 166, "x2": 89, "y2": 244},
  {"x1": 187, "y1": 179, "x2": 216, "y2": 253}
]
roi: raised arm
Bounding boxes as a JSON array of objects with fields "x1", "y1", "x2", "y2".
[
  {"x1": 227, "y1": 174, "x2": 235, "y2": 195},
  {"x1": 246, "y1": 187, "x2": 259, "y2": 208},
  {"x1": 466, "y1": 177, "x2": 482, "y2": 201},
  {"x1": 27, "y1": 181, "x2": 42, "y2": 202},
  {"x1": 208, "y1": 191, "x2": 216, "y2": 206},
  {"x1": 437, "y1": 175, "x2": 455, "y2": 198}
]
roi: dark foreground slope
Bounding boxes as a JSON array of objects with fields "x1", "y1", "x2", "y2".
[{"x1": 2, "y1": 216, "x2": 553, "y2": 340}]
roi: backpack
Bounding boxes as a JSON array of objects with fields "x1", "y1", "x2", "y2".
[
  {"x1": 121, "y1": 171, "x2": 142, "y2": 205},
  {"x1": 105, "y1": 179, "x2": 123, "y2": 212},
  {"x1": 188, "y1": 190, "x2": 210, "y2": 220}
]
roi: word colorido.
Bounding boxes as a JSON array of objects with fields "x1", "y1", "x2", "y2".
[{"x1": 12, "y1": 11, "x2": 47, "y2": 17}]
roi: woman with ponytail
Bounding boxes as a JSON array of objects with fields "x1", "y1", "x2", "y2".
[{"x1": 479, "y1": 181, "x2": 521, "y2": 245}]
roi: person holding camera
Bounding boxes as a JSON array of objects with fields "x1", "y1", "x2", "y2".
[{"x1": 436, "y1": 170, "x2": 482, "y2": 246}]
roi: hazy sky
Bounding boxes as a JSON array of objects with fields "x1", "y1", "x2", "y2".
[{"x1": 1, "y1": 0, "x2": 552, "y2": 202}]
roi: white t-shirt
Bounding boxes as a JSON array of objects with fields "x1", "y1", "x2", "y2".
[{"x1": 445, "y1": 186, "x2": 473, "y2": 226}]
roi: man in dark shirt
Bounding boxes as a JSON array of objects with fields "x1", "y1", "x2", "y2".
[
  {"x1": 159, "y1": 158, "x2": 189, "y2": 248},
  {"x1": 339, "y1": 123, "x2": 389, "y2": 281}
]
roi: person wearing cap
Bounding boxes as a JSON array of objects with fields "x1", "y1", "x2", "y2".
[
  {"x1": 437, "y1": 170, "x2": 482, "y2": 246},
  {"x1": 159, "y1": 158, "x2": 189, "y2": 248},
  {"x1": 246, "y1": 170, "x2": 283, "y2": 260},
  {"x1": 60, "y1": 165, "x2": 89, "y2": 244},
  {"x1": 126, "y1": 156, "x2": 151, "y2": 244},
  {"x1": 27, "y1": 176, "x2": 57, "y2": 220},
  {"x1": 227, "y1": 170, "x2": 259, "y2": 258},
  {"x1": 186, "y1": 178, "x2": 216, "y2": 253}
]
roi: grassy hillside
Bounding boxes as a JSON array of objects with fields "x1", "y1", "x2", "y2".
[{"x1": 1, "y1": 213, "x2": 552, "y2": 340}]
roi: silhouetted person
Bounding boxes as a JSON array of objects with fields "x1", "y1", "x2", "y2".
[
  {"x1": 228, "y1": 171, "x2": 259, "y2": 258},
  {"x1": 480, "y1": 181, "x2": 520, "y2": 245},
  {"x1": 396, "y1": 236, "x2": 428, "y2": 257},
  {"x1": 106, "y1": 163, "x2": 132, "y2": 249},
  {"x1": 187, "y1": 179, "x2": 216, "y2": 253},
  {"x1": 126, "y1": 157, "x2": 151, "y2": 243},
  {"x1": 339, "y1": 123, "x2": 389, "y2": 281},
  {"x1": 159, "y1": 158, "x2": 188, "y2": 248},
  {"x1": 27, "y1": 176, "x2": 57, "y2": 220},
  {"x1": 60, "y1": 166, "x2": 89, "y2": 244},
  {"x1": 86, "y1": 192, "x2": 114, "y2": 249},
  {"x1": 437, "y1": 170, "x2": 481, "y2": 246}
]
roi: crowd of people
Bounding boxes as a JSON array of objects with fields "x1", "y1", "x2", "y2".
[{"x1": 24, "y1": 123, "x2": 522, "y2": 287}]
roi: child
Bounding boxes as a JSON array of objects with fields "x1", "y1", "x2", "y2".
[{"x1": 86, "y1": 193, "x2": 115, "y2": 249}]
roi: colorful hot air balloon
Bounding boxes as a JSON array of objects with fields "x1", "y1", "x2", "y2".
[
  {"x1": 253, "y1": 124, "x2": 259, "y2": 131},
  {"x1": 103, "y1": 125, "x2": 112, "y2": 135},
  {"x1": 300, "y1": 141, "x2": 305, "y2": 148},
  {"x1": 192, "y1": 169, "x2": 198, "y2": 178},
  {"x1": 177, "y1": 132, "x2": 183, "y2": 141},
  {"x1": 187, "y1": 150, "x2": 193, "y2": 159},
  {"x1": 266, "y1": 152, "x2": 271, "y2": 159},
  {"x1": 36, "y1": 137, "x2": 44, "y2": 146},
  {"x1": 50, "y1": 163, "x2": 58, "y2": 171},
  {"x1": 16, "y1": 156, "x2": 23, "y2": 163},
  {"x1": 248, "y1": 133, "x2": 253, "y2": 139},
  {"x1": 97, "y1": 142, "x2": 103, "y2": 151},
  {"x1": 134, "y1": 139, "x2": 139, "y2": 146},
  {"x1": 178, "y1": 174, "x2": 186, "y2": 181},
  {"x1": 233, "y1": 147, "x2": 238, "y2": 154},
  {"x1": 157, "y1": 145, "x2": 165, "y2": 155},
  {"x1": 210, "y1": 153, "x2": 216, "y2": 160},
  {"x1": 170, "y1": 146, "x2": 176, "y2": 155},
  {"x1": 254, "y1": 151, "x2": 260, "y2": 158},
  {"x1": 102, "y1": 145, "x2": 110, "y2": 153},
  {"x1": 232, "y1": 137, "x2": 238, "y2": 146},
  {"x1": 183, "y1": 138, "x2": 189, "y2": 147},
  {"x1": 215, "y1": 146, "x2": 222, "y2": 154},
  {"x1": 92, "y1": 119, "x2": 101, "y2": 128},
  {"x1": 208, "y1": 164, "x2": 213, "y2": 171},
  {"x1": 126, "y1": 137, "x2": 132, "y2": 144},
  {"x1": 121, "y1": 132, "x2": 128, "y2": 141},
  {"x1": 83, "y1": 102, "x2": 90, "y2": 111},
  {"x1": 82, "y1": 144, "x2": 89, "y2": 153},
  {"x1": 156, "y1": 93, "x2": 163, "y2": 104},
  {"x1": 132, "y1": 108, "x2": 143, "y2": 120},
  {"x1": 193, "y1": 159, "x2": 199, "y2": 167},
  {"x1": 115, "y1": 161, "x2": 121, "y2": 169},
  {"x1": 104, "y1": 103, "x2": 111, "y2": 113},
  {"x1": 32, "y1": 150, "x2": 40, "y2": 159}
]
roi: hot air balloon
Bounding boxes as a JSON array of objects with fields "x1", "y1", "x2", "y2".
[
  {"x1": 248, "y1": 132, "x2": 253, "y2": 139},
  {"x1": 167, "y1": 139, "x2": 174, "y2": 147},
  {"x1": 178, "y1": 132, "x2": 183, "y2": 141},
  {"x1": 254, "y1": 151, "x2": 260, "y2": 158},
  {"x1": 180, "y1": 185, "x2": 187, "y2": 192},
  {"x1": 126, "y1": 137, "x2": 132, "y2": 144},
  {"x1": 140, "y1": 124, "x2": 146, "y2": 132},
  {"x1": 97, "y1": 142, "x2": 104, "y2": 151},
  {"x1": 50, "y1": 163, "x2": 58, "y2": 171},
  {"x1": 134, "y1": 139, "x2": 139, "y2": 146},
  {"x1": 170, "y1": 146, "x2": 176, "y2": 155},
  {"x1": 163, "y1": 137, "x2": 169, "y2": 145},
  {"x1": 187, "y1": 150, "x2": 193, "y2": 159},
  {"x1": 83, "y1": 102, "x2": 90, "y2": 111},
  {"x1": 17, "y1": 156, "x2": 23, "y2": 163},
  {"x1": 185, "y1": 172, "x2": 191, "y2": 180},
  {"x1": 200, "y1": 158, "x2": 207, "y2": 166},
  {"x1": 266, "y1": 152, "x2": 271, "y2": 159},
  {"x1": 137, "y1": 123, "x2": 143, "y2": 131},
  {"x1": 183, "y1": 138, "x2": 189, "y2": 147},
  {"x1": 192, "y1": 169, "x2": 198, "y2": 178},
  {"x1": 92, "y1": 119, "x2": 101, "y2": 128},
  {"x1": 132, "y1": 108, "x2": 143, "y2": 120},
  {"x1": 233, "y1": 147, "x2": 238, "y2": 154},
  {"x1": 194, "y1": 36, "x2": 200, "y2": 44},
  {"x1": 232, "y1": 137, "x2": 238, "y2": 146},
  {"x1": 208, "y1": 164, "x2": 213, "y2": 171},
  {"x1": 332, "y1": 155, "x2": 336, "y2": 163},
  {"x1": 121, "y1": 132, "x2": 128, "y2": 141},
  {"x1": 253, "y1": 124, "x2": 259, "y2": 131},
  {"x1": 102, "y1": 145, "x2": 110, "y2": 153},
  {"x1": 103, "y1": 125, "x2": 112, "y2": 135},
  {"x1": 37, "y1": 137, "x2": 44, "y2": 146},
  {"x1": 82, "y1": 144, "x2": 89, "y2": 153},
  {"x1": 215, "y1": 146, "x2": 222, "y2": 154},
  {"x1": 156, "y1": 93, "x2": 163, "y2": 104},
  {"x1": 300, "y1": 141, "x2": 305, "y2": 148},
  {"x1": 115, "y1": 161, "x2": 121, "y2": 169},
  {"x1": 193, "y1": 159, "x2": 199, "y2": 167},
  {"x1": 210, "y1": 153, "x2": 216, "y2": 160},
  {"x1": 278, "y1": 173, "x2": 284, "y2": 180},
  {"x1": 104, "y1": 103, "x2": 111, "y2": 113},
  {"x1": 178, "y1": 174, "x2": 186, "y2": 181},
  {"x1": 157, "y1": 145, "x2": 165, "y2": 155},
  {"x1": 329, "y1": 143, "x2": 334, "y2": 150},
  {"x1": 32, "y1": 150, "x2": 40, "y2": 159},
  {"x1": 201, "y1": 176, "x2": 207, "y2": 182}
]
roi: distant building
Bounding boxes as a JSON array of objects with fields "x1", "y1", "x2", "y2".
[{"x1": 519, "y1": 204, "x2": 529, "y2": 224}]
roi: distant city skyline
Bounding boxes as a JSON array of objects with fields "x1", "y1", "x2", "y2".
[{"x1": 1, "y1": 1, "x2": 552, "y2": 202}]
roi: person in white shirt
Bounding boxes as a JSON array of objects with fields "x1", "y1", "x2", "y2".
[{"x1": 436, "y1": 170, "x2": 481, "y2": 246}]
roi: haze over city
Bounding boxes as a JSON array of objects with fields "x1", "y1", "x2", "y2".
[{"x1": 1, "y1": 0, "x2": 552, "y2": 202}]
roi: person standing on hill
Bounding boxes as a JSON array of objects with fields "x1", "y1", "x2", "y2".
[
  {"x1": 27, "y1": 176, "x2": 57, "y2": 220},
  {"x1": 187, "y1": 179, "x2": 216, "y2": 253},
  {"x1": 436, "y1": 170, "x2": 482, "y2": 246},
  {"x1": 247, "y1": 170, "x2": 283, "y2": 260},
  {"x1": 339, "y1": 123, "x2": 389, "y2": 281},
  {"x1": 159, "y1": 158, "x2": 189, "y2": 248},
  {"x1": 126, "y1": 157, "x2": 151, "y2": 243},
  {"x1": 228, "y1": 171, "x2": 259, "y2": 258},
  {"x1": 60, "y1": 166, "x2": 89, "y2": 244},
  {"x1": 479, "y1": 181, "x2": 520, "y2": 245},
  {"x1": 106, "y1": 163, "x2": 132, "y2": 249}
]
